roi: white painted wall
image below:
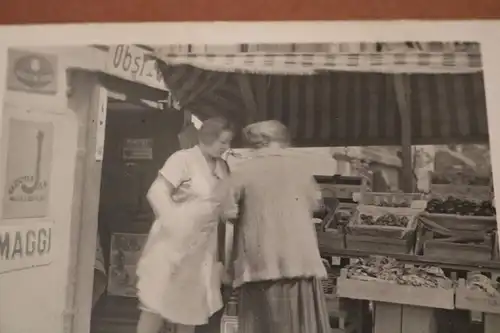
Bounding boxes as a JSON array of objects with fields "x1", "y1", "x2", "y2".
[{"x1": 0, "y1": 46, "x2": 106, "y2": 333}]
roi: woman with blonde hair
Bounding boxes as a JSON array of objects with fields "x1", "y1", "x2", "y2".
[
  {"x1": 218, "y1": 120, "x2": 330, "y2": 333},
  {"x1": 136, "y1": 117, "x2": 234, "y2": 333}
]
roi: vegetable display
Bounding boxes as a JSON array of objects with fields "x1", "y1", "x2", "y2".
[
  {"x1": 346, "y1": 256, "x2": 450, "y2": 288},
  {"x1": 466, "y1": 273, "x2": 500, "y2": 296},
  {"x1": 426, "y1": 197, "x2": 496, "y2": 216},
  {"x1": 377, "y1": 200, "x2": 412, "y2": 208},
  {"x1": 360, "y1": 213, "x2": 410, "y2": 227}
]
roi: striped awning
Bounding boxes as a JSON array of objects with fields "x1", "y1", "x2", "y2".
[
  {"x1": 154, "y1": 50, "x2": 482, "y2": 75},
  {"x1": 157, "y1": 62, "x2": 490, "y2": 147}
]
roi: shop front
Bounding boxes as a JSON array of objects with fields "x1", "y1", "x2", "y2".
[{"x1": 0, "y1": 44, "x2": 184, "y2": 333}]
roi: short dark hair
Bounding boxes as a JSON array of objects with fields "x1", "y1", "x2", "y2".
[{"x1": 198, "y1": 117, "x2": 234, "y2": 145}]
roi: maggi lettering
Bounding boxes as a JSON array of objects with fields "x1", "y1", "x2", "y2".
[{"x1": 0, "y1": 226, "x2": 52, "y2": 260}]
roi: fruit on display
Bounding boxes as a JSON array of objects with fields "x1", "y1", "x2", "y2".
[
  {"x1": 432, "y1": 174, "x2": 490, "y2": 186},
  {"x1": 466, "y1": 273, "x2": 499, "y2": 296},
  {"x1": 347, "y1": 256, "x2": 450, "y2": 288},
  {"x1": 360, "y1": 213, "x2": 410, "y2": 227},
  {"x1": 426, "y1": 197, "x2": 496, "y2": 216},
  {"x1": 378, "y1": 200, "x2": 411, "y2": 208}
]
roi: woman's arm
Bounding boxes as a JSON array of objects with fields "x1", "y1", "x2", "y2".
[
  {"x1": 146, "y1": 176, "x2": 176, "y2": 219},
  {"x1": 146, "y1": 150, "x2": 188, "y2": 219}
]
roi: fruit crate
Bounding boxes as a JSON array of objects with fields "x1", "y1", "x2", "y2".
[
  {"x1": 430, "y1": 183, "x2": 493, "y2": 202},
  {"x1": 423, "y1": 239, "x2": 493, "y2": 262},
  {"x1": 316, "y1": 198, "x2": 346, "y2": 250},
  {"x1": 417, "y1": 214, "x2": 496, "y2": 261},
  {"x1": 337, "y1": 268, "x2": 455, "y2": 309},
  {"x1": 348, "y1": 205, "x2": 419, "y2": 238},
  {"x1": 455, "y1": 278, "x2": 500, "y2": 314},
  {"x1": 315, "y1": 175, "x2": 369, "y2": 201},
  {"x1": 358, "y1": 192, "x2": 428, "y2": 209},
  {"x1": 345, "y1": 205, "x2": 419, "y2": 254},
  {"x1": 422, "y1": 213, "x2": 497, "y2": 233}
]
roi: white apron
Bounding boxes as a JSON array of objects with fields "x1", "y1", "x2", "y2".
[{"x1": 136, "y1": 146, "x2": 226, "y2": 326}]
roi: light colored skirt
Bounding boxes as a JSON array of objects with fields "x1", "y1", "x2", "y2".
[
  {"x1": 238, "y1": 277, "x2": 331, "y2": 333},
  {"x1": 136, "y1": 202, "x2": 224, "y2": 326}
]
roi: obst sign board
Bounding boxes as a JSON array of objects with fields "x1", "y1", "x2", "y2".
[
  {"x1": 105, "y1": 45, "x2": 167, "y2": 90},
  {"x1": 6, "y1": 49, "x2": 58, "y2": 95},
  {"x1": 0, "y1": 221, "x2": 54, "y2": 274}
]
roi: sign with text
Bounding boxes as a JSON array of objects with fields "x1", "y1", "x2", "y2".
[
  {"x1": 0, "y1": 221, "x2": 54, "y2": 274},
  {"x1": 6, "y1": 49, "x2": 58, "y2": 95},
  {"x1": 122, "y1": 138, "x2": 153, "y2": 160},
  {"x1": 2, "y1": 119, "x2": 54, "y2": 219},
  {"x1": 106, "y1": 45, "x2": 166, "y2": 90}
]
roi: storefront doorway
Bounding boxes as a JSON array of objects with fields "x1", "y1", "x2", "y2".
[{"x1": 88, "y1": 89, "x2": 184, "y2": 333}]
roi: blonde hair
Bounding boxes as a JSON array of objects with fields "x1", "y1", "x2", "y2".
[{"x1": 243, "y1": 120, "x2": 290, "y2": 148}]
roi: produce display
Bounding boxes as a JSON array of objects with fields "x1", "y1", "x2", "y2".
[
  {"x1": 346, "y1": 256, "x2": 450, "y2": 288},
  {"x1": 465, "y1": 273, "x2": 500, "y2": 296},
  {"x1": 426, "y1": 197, "x2": 496, "y2": 216},
  {"x1": 378, "y1": 200, "x2": 412, "y2": 208},
  {"x1": 359, "y1": 213, "x2": 410, "y2": 227},
  {"x1": 432, "y1": 174, "x2": 490, "y2": 186}
]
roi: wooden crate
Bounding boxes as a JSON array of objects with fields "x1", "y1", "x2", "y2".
[
  {"x1": 423, "y1": 213, "x2": 496, "y2": 233},
  {"x1": 423, "y1": 239, "x2": 492, "y2": 262},
  {"x1": 315, "y1": 175, "x2": 367, "y2": 201},
  {"x1": 359, "y1": 192, "x2": 427, "y2": 208},
  {"x1": 337, "y1": 268, "x2": 455, "y2": 309},
  {"x1": 345, "y1": 234, "x2": 414, "y2": 254},
  {"x1": 348, "y1": 205, "x2": 419, "y2": 238},
  {"x1": 317, "y1": 230, "x2": 345, "y2": 250},
  {"x1": 430, "y1": 184, "x2": 492, "y2": 202},
  {"x1": 455, "y1": 278, "x2": 500, "y2": 333},
  {"x1": 456, "y1": 279, "x2": 500, "y2": 314}
]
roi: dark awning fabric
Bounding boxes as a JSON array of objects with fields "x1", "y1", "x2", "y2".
[{"x1": 157, "y1": 63, "x2": 489, "y2": 147}]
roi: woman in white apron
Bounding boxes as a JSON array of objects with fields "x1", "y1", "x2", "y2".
[{"x1": 136, "y1": 117, "x2": 234, "y2": 333}]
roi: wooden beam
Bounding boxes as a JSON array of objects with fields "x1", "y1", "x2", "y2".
[
  {"x1": 236, "y1": 74, "x2": 258, "y2": 123},
  {"x1": 393, "y1": 74, "x2": 414, "y2": 193}
]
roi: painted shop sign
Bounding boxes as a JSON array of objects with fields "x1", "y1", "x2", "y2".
[
  {"x1": 2, "y1": 119, "x2": 54, "y2": 219},
  {"x1": 0, "y1": 221, "x2": 53, "y2": 274},
  {"x1": 106, "y1": 45, "x2": 166, "y2": 90},
  {"x1": 6, "y1": 49, "x2": 58, "y2": 95}
]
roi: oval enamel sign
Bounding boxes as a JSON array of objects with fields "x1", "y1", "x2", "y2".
[{"x1": 14, "y1": 54, "x2": 55, "y2": 89}]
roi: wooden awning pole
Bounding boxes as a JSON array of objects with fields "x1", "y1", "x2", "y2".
[{"x1": 393, "y1": 74, "x2": 414, "y2": 193}]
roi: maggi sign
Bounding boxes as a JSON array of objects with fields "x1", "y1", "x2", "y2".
[{"x1": 0, "y1": 221, "x2": 53, "y2": 274}]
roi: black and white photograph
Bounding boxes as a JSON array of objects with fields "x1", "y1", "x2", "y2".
[{"x1": 1, "y1": 22, "x2": 500, "y2": 333}]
